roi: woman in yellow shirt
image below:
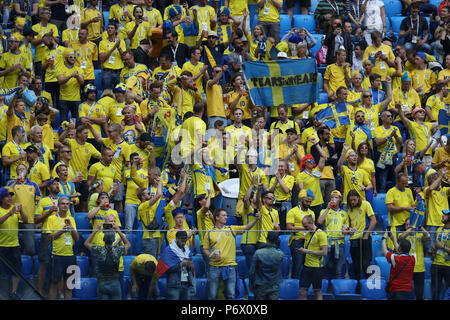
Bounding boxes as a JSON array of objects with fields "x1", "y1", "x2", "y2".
[
  {"x1": 242, "y1": 9, "x2": 272, "y2": 61},
  {"x1": 356, "y1": 142, "x2": 377, "y2": 198}
]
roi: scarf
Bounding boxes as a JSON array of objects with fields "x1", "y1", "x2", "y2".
[
  {"x1": 376, "y1": 135, "x2": 396, "y2": 168},
  {"x1": 255, "y1": 36, "x2": 267, "y2": 60},
  {"x1": 353, "y1": 122, "x2": 372, "y2": 142},
  {"x1": 204, "y1": 45, "x2": 216, "y2": 68}
]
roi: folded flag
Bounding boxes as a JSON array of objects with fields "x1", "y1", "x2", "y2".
[
  {"x1": 410, "y1": 194, "x2": 425, "y2": 229},
  {"x1": 315, "y1": 102, "x2": 351, "y2": 128},
  {"x1": 156, "y1": 238, "x2": 192, "y2": 277}
]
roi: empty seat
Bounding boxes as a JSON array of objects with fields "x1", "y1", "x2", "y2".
[
  {"x1": 383, "y1": 0, "x2": 403, "y2": 17},
  {"x1": 103, "y1": 11, "x2": 109, "y2": 30},
  {"x1": 375, "y1": 256, "x2": 391, "y2": 280},
  {"x1": 372, "y1": 234, "x2": 384, "y2": 259},
  {"x1": 331, "y1": 279, "x2": 361, "y2": 300},
  {"x1": 122, "y1": 255, "x2": 136, "y2": 278},
  {"x1": 390, "y1": 16, "x2": 404, "y2": 34},
  {"x1": 21, "y1": 255, "x2": 33, "y2": 277},
  {"x1": 74, "y1": 212, "x2": 92, "y2": 232},
  {"x1": 195, "y1": 278, "x2": 208, "y2": 300},
  {"x1": 279, "y1": 235, "x2": 291, "y2": 257},
  {"x1": 280, "y1": 255, "x2": 291, "y2": 279},
  {"x1": 192, "y1": 255, "x2": 206, "y2": 278},
  {"x1": 73, "y1": 277, "x2": 98, "y2": 300},
  {"x1": 372, "y1": 193, "x2": 388, "y2": 217},
  {"x1": 280, "y1": 14, "x2": 292, "y2": 40},
  {"x1": 293, "y1": 15, "x2": 316, "y2": 33},
  {"x1": 279, "y1": 279, "x2": 300, "y2": 300},
  {"x1": 360, "y1": 279, "x2": 387, "y2": 300},
  {"x1": 76, "y1": 255, "x2": 90, "y2": 277}
]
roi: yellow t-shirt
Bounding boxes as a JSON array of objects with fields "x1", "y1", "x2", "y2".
[
  {"x1": 322, "y1": 208, "x2": 349, "y2": 244},
  {"x1": 389, "y1": 88, "x2": 422, "y2": 122},
  {"x1": 89, "y1": 208, "x2": 121, "y2": 246},
  {"x1": 182, "y1": 60, "x2": 205, "y2": 93},
  {"x1": 57, "y1": 64, "x2": 83, "y2": 101},
  {"x1": 411, "y1": 68, "x2": 437, "y2": 95},
  {"x1": 357, "y1": 157, "x2": 375, "y2": 180},
  {"x1": 196, "y1": 208, "x2": 215, "y2": 244},
  {"x1": 109, "y1": 3, "x2": 134, "y2": 37},
  {"x1": 206, "y1": 82, "x2": 226, "y2": 118},
  {"x1": 180, "y1": 115, "x2": 206, "y2": 158},
  {"x1": 407, "y1": 121, "x2": 433, "y2": 156},
  {"x1": 296, "y1": 169, "x2": 324, "y2": 207},
  {"x1": 42, "y1": 45, "x2": 67, "y2": 83},
  {"x1": 425, "y1": 93, "x2": 445, "y2": 122},
  {"x1": 203, "y1": 225, "x2": 245, "y2": 267},
  {"x1": 437, "y1": 68, "x2": 450, "y2": 105},
  {"x1": 28, "y1": 161, "x2": 50, "y2": 190},
  {"x1": 228, "y1": 0, "x2": 249, "y2": 16},
  {"x1": 190, "y1": 163, "x2": 215, "y2": 198},
  {"x1": 373, "y1": 125, "x2": 400, "y2": 153},
  {"x1": 67, "y1": 138, "x2": 101, "y2": 180},
  {"x1": 81, "y1": 8, "x2": 103, "y2": 40},
  {"x1": 32, "y1": 22, "x2": 59, "y2": 62},
  {"x1": 102, "y1": 138, "x2": 131, "y2": 177},
  {"x1": 347, "y1": 200, "x2": 375, "y2": 240},
  {"x1": 258, "y1": 0, "x2": 282, "y2": 22},
  {"x1": 47, "y1": 215, "x2": 77, "y2": 256},
  {"x1": 0, "y1": 50, "x2": 30, "y2": 89},
  {"x1": 238, "y1": 163, "x2": 269, "y2": 200},
  {"x1": 304, "y1": 229, "x2": 328, "y2": 268},
  {"x1": 88, "y1": 162, "x2": 120, "y2": 194},
  {"x1": 269, "y1": 174, "x2": 295, "y2": 202},
  {"x1": 62, "y1": 29, "x2": 79, "y2": 48},
  {"x1": 189, "y1": 5, "x2": 216, "y2": 38},
  {"x1": 345, "y1": 124, "x2": 371, "y2": 151},
  {"x1": 0, "y1": 206, "x2": 19, "y2": 247},
  {"x1": 240, "y1": 206, "x2": 260, "y2": 245},
  {"x1": 433, "y1": 227, "x2": 450, "y2": 267},
  {"x1": 138, "y1": 200, "x2": 161, "y2": 240},
  {"x1": 258, "y1": 206, "x2": 279, "y2": 243},
  {"x1": 143, "y1": 7, "x2": 163, "y2": 27},
  {"x1": 124, "y1": 167, "x2": 148, "y2": 205},
  {"x1": 10, "y1": 181, "x2": 40, "y2": 223},
  {"x1": 1, "y1": 140, "x2": 26, "y2": 180},
  {"x1": 353, "y1": 103, "x2": 383, "y2": 133},
  {"x1": 73, "y1": 41, "x2": 98, "y2": 81},
  {"x1": 392, "y1": 227, "x2": 425, "y2": 272},
  {"x1": 324, "y1": 63, "x2": 351, "y2": 94},
  {"x1": 341, "y1": 166, "x2": 371, "y2": 204},
  {"x1": 79, "y1": 102, "x2": 106, "y2": 139},
  {"x1": 279, "y1": 143, "x2": 305, "y2": 178},
  {"x1": 386, "y1": 186, "x2": 415, "y2": 227},
  {"x1": 423, "y1": 187, "x2": 449, "y2": 227},
  {"x1": 286, "y1": 206, "x2": 315, "y2": 243},
  {"x1": 35, "y1": 196, "x2": 61, "y2": 234},
  {"x1": 362, "y1": 44, "x2": 395, "y2": 81},
  {"x1": 99, "y1": 38, "x2": 127, "y2": 70},
  {"x1": 228, "y1": 91, "x2": 252, "y2": 120},
  {"x1": 432, "y1": 147, "x2": 450, "y2": 183},
  {"x1": 224, "y1": 124, "x2": 253, "y2": 161},
  {"x1": 125, "y1": 21, "x2": 152, "y2": 50}
]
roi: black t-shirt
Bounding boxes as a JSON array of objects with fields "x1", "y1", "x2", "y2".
[
  {"x1": 160, "y1": 43, "x2": 190, "y2": 69},
  {"x1": 50, "y1": 0, "x2": 73, "y2": 22},
  {"x1": 399, "y1": 16, "x2": 428, "y2": 42}
]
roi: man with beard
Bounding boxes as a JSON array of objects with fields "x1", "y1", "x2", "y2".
[
  {"x1": 160, "y1": 31, "x2": 190, "y2": 68},
  {"x1": 345, "y1": 110, "x2": 372, "y2": 151},
  {"x1": 227, "y1": 37, "x2": 251, "y2": 79},
  {"x1": 87, "y1": 148, "x2": 120, "y2": 196}
]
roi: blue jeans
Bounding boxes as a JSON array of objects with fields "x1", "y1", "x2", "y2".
[
  {"x1": 142, "y1": 238, "x2": 160, "y2": 257},
  {"x1": 207, "y1": 265, "x2": 237, "y2": 300},
  {"x1": 290, "y1": 239, "x2": 305, "y2": 280},
  {"x1": 102, "y1": 70, "x2": 121, "y2": 90},
  {"x1": 376, "y1": 163, "x2": 396, "y2": 194},
  {"x1": 167, "y1": 283, "x2": 192, "y2": 300},
  {"x1": 98, "y1": 279, "x2": 122, "y2": 300},
  {"x1": 241, "y1": 243, "x2": 256, "y2": 270},
  {"x1": 124, "y1": 203, "x2": 139, "y2": 231},
  {"x1": 404, "y1": 41, "x2": 432, "y2": 55},
  {"x1": 59, "y1": 100, "x2": 80, "y2": 125},
  {"x1": 323, "y1": 242, "x2": 346, "y2": 279},
  {"x1": 425, "y1": 226, "x2": 439, "y2": 254}
]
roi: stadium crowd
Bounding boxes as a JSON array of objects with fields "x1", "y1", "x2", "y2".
[{"x1": 0, "y1": 0, "x2": 448, "y2": 301}]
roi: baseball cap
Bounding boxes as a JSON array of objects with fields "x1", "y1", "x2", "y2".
[
  {"x1": 84, "y1": 83, "x2": 97, "y2": 94},
  {"x1": 330, "y1": 190, "x2": 342, "y2": 198},
  {"x1": 401, "y1": 71, "x2": 411, "y2": 82},
  {"x1": 207, "y1": 31, "x2": 218, "y2": 38},
  {"x1": 277, "y1": 52, "x2": 288, "y2": 58},
  {"x1": 299, "y1": 189, "x2": 315, "y2": 200},
  {"x1": 47, "y1": 178, "x2": 60, "y2": 188},
  {"x1": 25, "y1": 145, "x2": 39, "y2": 153},
  {"x1": 218, "y1": 6, "x2": 230, "y2": 16},
  {"x1": 443, "y1": 209, "x2": 450, "y2": 215},
  {"x1": 0, "y1": 188, "x2": 14, "y2": 200},
  {"x1": 411, "y1": 107, "x2": 425, "y2": 118},
  {"x1": 416, "y1": 51, "x2": 427, "y2": 61},
  {"x1": 285, "y1": 128, "x2": 297, "y2": 135},
  {"x1": 114, "y1": 83, "x2": 127, "y2": 93}
]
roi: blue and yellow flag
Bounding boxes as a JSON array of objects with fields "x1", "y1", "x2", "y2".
[
  {"x1": 438, "y1": 109, "x2": 450, "y2": 135},
  {"x1": 315, "y1": 102, "x2": 351, "y2": 129},
  {"x1": 243, "y1": 59, "x2": 319, "y2": 107}
]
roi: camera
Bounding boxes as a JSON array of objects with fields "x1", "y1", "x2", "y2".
[{"x1": 103, "y1": 223, "x2": 113, "y2": 229}]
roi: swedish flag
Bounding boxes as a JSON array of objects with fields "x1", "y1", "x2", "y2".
[
  {"x1": 438, "y1": 109, "x2": 450, "y2": 135},
  {"x1": 315, "y1": 102, "x2": 351, "y2": 128},
  {"x1": 243, "y1": 59, "x2": 319, "y2": 107}
]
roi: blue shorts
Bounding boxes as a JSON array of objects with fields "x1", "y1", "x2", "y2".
[{"x1": 51, "y1": 255, "x2": 76, "y2": 283}]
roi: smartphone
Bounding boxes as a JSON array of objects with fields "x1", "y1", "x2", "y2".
[{"x1": 103, "y1": 223, "x2": 112, "y2": 229}]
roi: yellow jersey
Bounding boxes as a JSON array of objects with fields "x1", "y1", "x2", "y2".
[
  {"x1": 73, "y1": 41, "x2": 98, "y2": 81},
  {"x1": 386, "y1": 186, "x2": 415, "y2": 227}
]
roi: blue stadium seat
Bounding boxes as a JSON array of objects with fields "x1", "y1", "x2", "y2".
[
  {"x1": 21, "y1": 255, "x2": 33, "y2": 277},
  {"x1": 122, "y1": 255, "x2": 136, "y2": 278},
  {"x1": 73, "y1": 277, "x2": 98, "y2": 300},
  {"x1": 381, "y1": 215, "x2": 389, "y2": 231},
  {"x1": 383, "y1": 0, "x2": 403, "y2": 17},
  {"x1": 225, "y1": 216, "x2": 238, "y2": 226},
  {"x1": 251, "y1": 14, "x2": 259, "y2": 32},
  {"x1": 118, "y1": 213, "x2": 125, "y2": 227},
  {"x1": 319, "y1": 92, "x2": 329, "y2": 104},
  {"x1": 375, "y1": 256, "x2": 391, "y2": 280},
  {"x1": 195, "y1": 234, "x2": 201, "y2": 255},
  {"x1": 76, "y1": 255, "x2": 90, "y2": 277},
  {"x1": 279, "y1": 279, "x2": 300, "y2": 300},
  {"x1": 236, "y1": 255, "x2": 249, "y2": 279},
  {"x1": 372, "y1": 193, "x2": 388, "y2": 217},
  {"x1": 158, "y1": 278, "x2": 167, "y2": 299},
  {"x1": 195, "y1": 278, "x2": 208, "y2": 300},
  {"x1": 125, "y1": 233, "x2": 137, "y2": 255},
  {"x1": 236, "y1": 278, "x2": 245, "y2": 300},
  {"x1": 185, "y1": 214, "x2": 193, "y2": 228},
  {"x1": 424, "y1": 257, "x2": 432, "y2": 279},
  {"x1": 390, "y1": 16, "x2": 404, "y2": 34},
  {"x1": 74, "y1": 212, "x2": 92, "y2": 232},
  {"x1": 293, "y1": 15, "x2": 316, "y2": 33},
  {"x1": 280, "y1": 255, "x2": 291, "y2": 279},
  {"x1": 371, "y1": 234, "x2": 384, "y2": 259},
  {"x1": 332, "y1": 279, "x2": 361, "y2": 300},
  {"x1": 307, "y1": 279, "x2": 329, "y2": 300},
  {"x1": 279, "y1": 235, "x2": 291, "y2": 257},
  {"x1": 360, "y1": 279, "x2": 387, "y2": 300},
  {"x1": 192, "y1": 255, "x2": 206, "y2": 278},
  {"x1": 94, "y1": 69, "x2": 103, "y2": 91},
  {"x1": 103, "y1": 11, "x2": 109, "y2": 30},
  {"x1": 280, "y1": 15, "x2": 292, "y2": 40},
  {"x1": 309, "y1": 34, "x2": 323, "y2": 57}
]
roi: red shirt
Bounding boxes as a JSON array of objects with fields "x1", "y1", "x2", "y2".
[{"x1": 386, "y1": 252, "x2": 416, "y2": 292}]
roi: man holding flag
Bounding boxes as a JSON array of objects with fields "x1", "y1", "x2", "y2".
[{"x1": 155, "y1": 230, "x2": 195, "y2": 300}]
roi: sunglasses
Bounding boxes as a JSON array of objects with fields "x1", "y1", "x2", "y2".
[
  {"x1": 62, "y1": 150, "x2": 72, "y2": 153},
  {"x1": 385, "y1": 114, "x2": 392, "y2": 118},
  {"x1": 363, "y1": 95, "x2": 372, "y2": 98},
  {"x1": 306, "y1": 159, "x2": 315, "y2": 164}
]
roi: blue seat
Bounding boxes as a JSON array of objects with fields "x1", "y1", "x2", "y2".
[
  {"x1": 33, "y1": 255, "x2": 39, "y2": 276},
  {"x1": 375, "y1": 256, "x2": 391, "y2": 280},
  {"x1": 76, "y1": 255, "x2": 90, "y2": 277},
  {"x1": 319, "y1": 92, "x2": 328, "y2": 104},
  {"x1": 371, "y1": 234, "x2": 384, "y2": 259},
  {"x1": 280, "y1": 14, "x2": 292, "y2": 40},
  {"x1": 225, "y1": 216, "x2": 238, "y2": 226},
  {"x1": 390, "y1": 16, "x2": 404, "y2": 34},
  {"x1": 280, "y1": 255, "x2": 291, "y2": 279},
  {"x1": 307, "y1": 279, "x2": 329, "y2": 300},
  {"x1": 331, "y1": 279, "x2": 358, "y2": 294},
  {"x1": 122, "y1": 255, "x2": 136, "y2": 278},
  {"x1": 372, "y1": 193, "x2": 388, "y2": 217},
  {"x1": 309, "y1": 34, "x2": 323, "y2": 57},
  {"x1": 279, "y1": 279, "x2": 300, "y2": 300},
  {"x1": 94, "y1": 69, "x2": 103, "y2": 92},
  {"x1": 279, "y1": 235, "x2": 291, "y2": 257},
  {"x1": 236, "y1": 278, "x2": 245, "y2": 300},
  {"x1": 383, "y1": 0, "x2": 403, "y2": 16},
  {"x1": 293, "y1": 15, "x2": 316, "y2": 33},
  {"x1": 74, "y1": 212, "x2": 92, "y2": 232},
  {"x1": 381, "y1": 215, "x2": 389, "y2": 231},
  {"x1": 73, "y1": 277, "x2": 98, "y2": 300},
  {"x1": 236, "y1": 255, "x2": 249, "y2": 279},
  {"x1": 192, "y1": 255, "x2": 206, "y2": 278},
  {"x1": 103, "y1": 11, "x2": 109, "y2": 30},
  {"x1": 185, "y1": 214, "x2": 193, "y2": 228},
  {"x1": 360, "y1": 279, "x2": 387, "y2": 300},
  {"x1": 118, "y1": 213, "x2": 125, "y2": 228},
  {"x1": 158, "y1": 278, "x2": 167, "y2": 299},
  {"x1": 195, "y1": 278, "x2": 208, "y2": 300},
  {"x1": 21, "y1": 255, "x2": 33, "y2": 277},
  {"x1": 424, "y1": 257, "x2": 432, "y2": 279}
]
